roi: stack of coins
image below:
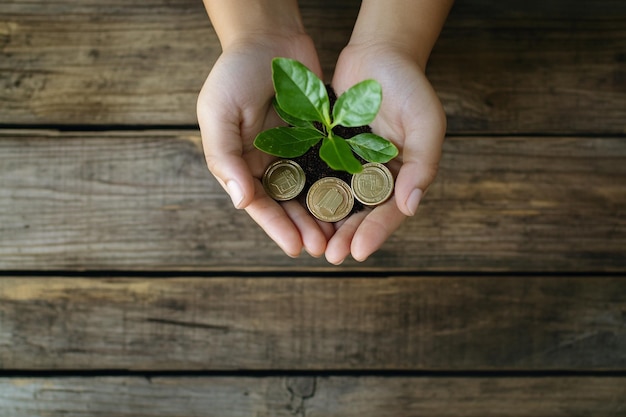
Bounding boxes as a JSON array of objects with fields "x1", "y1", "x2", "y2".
[
  {"x1": 351, "y1": 163, "x2": 394, "y2": 206},
  {"x1": 262, "y1": 160, "x2": 306, "y2": 201},
  {"x1": 306, "y1": 177, "x2": 354, "y2": 222},
  {"x1": 262, "y1": 159, "x2": 394, "y2": 223}
]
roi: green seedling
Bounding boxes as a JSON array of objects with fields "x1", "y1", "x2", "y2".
[{"x1": 254, "y1": 57, "x2": 398, "y2": 174}]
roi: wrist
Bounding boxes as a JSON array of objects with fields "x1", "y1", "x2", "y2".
[
  {"x1": 348, "y1": 0, "x2": 453, "y2": 69},
  {"x1": 204, "y1": 0, "x2": 307, "y2": 51}
]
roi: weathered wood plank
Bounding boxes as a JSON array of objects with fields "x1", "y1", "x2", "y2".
[
  {"x1": 1, "y1": 130, "x2": 624, "y2": 271},
  {"x1": 1, "y1": 0, "x2": 624, "y2": 133},
  {"x1": 1, "y1": 376, "x2": 625, "y2": 417},
  {"x1": 1, "y1": 276, "x2": 624, "y2": 370}
]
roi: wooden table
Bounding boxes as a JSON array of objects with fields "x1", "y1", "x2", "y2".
[{"x1": 1, "y1": 0, "x2": 625, "y2": 415}]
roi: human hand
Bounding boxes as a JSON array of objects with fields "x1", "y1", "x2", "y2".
[
  {"x1": 325, "y1": 43, "x2": 447, "y2": 264},
  {"x1": 197, "y1": 33, "x2": 335, "y2": 257}
]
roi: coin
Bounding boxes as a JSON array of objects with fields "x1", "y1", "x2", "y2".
[
  {"x1": 351, "y1": 162, "x2": 394, "y2": 206},
  {"x1": 306, "y1": 177, "x2": 354, "y2": 222},
  {"x1": 262, "y1": 160, "x2": 306, "y2": 201}
]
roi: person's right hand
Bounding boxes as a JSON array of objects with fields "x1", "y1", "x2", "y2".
[{"x1": 197, "y1": 33, "x2": 334, "y2": 257}]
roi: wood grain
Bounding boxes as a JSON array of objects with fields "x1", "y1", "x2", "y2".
[
  {"x1": 433, "y1": 1, "x2": 626, "y2": 134},
  {"x1": 1, "y1": 376, "x2": 625, "y2": 417},
  {"x1": 1, "y1": 130, "x2": 624, "y2": 271},
  {"x1": 1, "y1": 1, "x2": 624, "y2": 415},
  {"x1": 1, "y1": 0, "x2": 624, "y2": 133},
  {"x1": 1, "y1": 276, "x2": 624, "y2": 370}
]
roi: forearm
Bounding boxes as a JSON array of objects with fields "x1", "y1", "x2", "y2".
[
  {"x1": 203, "y1": 0, "x2": 307, "y2": 49},
  {"x1": 349, "y1": 0, "x2": 453, "y2": 69}
]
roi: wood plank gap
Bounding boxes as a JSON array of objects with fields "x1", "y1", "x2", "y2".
[
  {"x1": 2, "y1": 126, "x2": 624, "y2": 139},
  {"x1": 3, "y1": 370, "x2": 626, "y2": 378},
  {"x1": 444, "y1": 132, "x2": 626, "y2": 139},
  {"x1": 0, "y1": 124, "x2": 200, "y2": 132},
  {"x1": 1, "y1": 270, "x2": 625, "y2": 278}
]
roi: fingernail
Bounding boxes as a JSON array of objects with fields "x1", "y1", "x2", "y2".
[
  {"x1": 406, "y1": 188, "x2": 423, "y2": 216},
  {"x1": 226, "y1": 180, "x2": 244, "y2": 208},
  {"x1": 326, "y1": 255, "x2": 345, "y2": 266}
]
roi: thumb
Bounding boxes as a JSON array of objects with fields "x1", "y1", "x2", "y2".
[
  {"x1": 394, "y1": 159, "x2": 439, "y2": 216},
  {"x1": 207, "y1": 149, "x2": 255, "y2": 210},
  {"x1": 394, "y1": 124, "x2": 443, "y2": 216},
  {"x1": 198, "y1": 103, "x2": 256, "y2": 210},
  {"x1": 393, "y1": 90, "x2": 446, "y2": 216}
]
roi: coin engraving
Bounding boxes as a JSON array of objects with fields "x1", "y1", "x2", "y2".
[
  {"x1": 351, "y1": 162, "x2": 394, "y2": 206},
  {"x1": 262, "y1": 160, "x2": 306, "y2": 201},
  {"x1": 317, "y1": 188, "x2": 343, "y2": 216},
  {"x1": 306, "y1": 177, "x2": 354, "y2": 222}
]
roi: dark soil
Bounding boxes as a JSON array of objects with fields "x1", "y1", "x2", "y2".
[{"x1": 291, "y1": 85, "x2": 370, "y2": 214}]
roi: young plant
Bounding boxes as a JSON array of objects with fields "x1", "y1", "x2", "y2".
[{"x1": 254, "y1": 57, "x2": 398, "y2": 174}]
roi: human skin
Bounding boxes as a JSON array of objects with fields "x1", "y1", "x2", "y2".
[
  {"x1": 198, "y1": 0, "x2": 332, "y2": 258},
  {"x1": 197, "y1": 0, "x2": 453, "y2": 263},
  {"x1": 326, "y1": 0, "x2": 453, "y2": 264}
]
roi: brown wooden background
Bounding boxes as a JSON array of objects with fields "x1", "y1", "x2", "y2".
[{"x1": 1, "y1": 0, "x2": 625, "y2": 415}]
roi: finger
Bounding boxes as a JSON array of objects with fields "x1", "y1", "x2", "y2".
[
  {"x1": 199, "y1": 121, "x2": 256, "y2": 209},
  {"x1": 395, "y1": 159, "x2": 439, "y2": 217},
  {"x1": 350, "y1": 199, "x2": 406, "y2": 262},
  {"x1": 395, "y1": 123, "x2": 444, "y2": 216},
  {"x1": 244, "y1": 181, "x2": 303, "y2": 257},
  {"x1": 325, "y1": 210, "x2": 369, "y2": 265},
  {"x1": 282, "y1": 201, "x2": 329, "y2": 258},
  {"x1": 395, "y1": 81, "x2": 446, "y2": 216},
  {"x1": 316, "y1": 218, "x2": 337, "y2": 241},
  {"x1": 197, "y1": 83, "x2": 258, "y2": 210}
]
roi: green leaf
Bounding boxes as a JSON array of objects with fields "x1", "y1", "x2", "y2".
[
  {"x1": 346, "y1": 133, "x2": 399, "y2": 163},
  {"x1": 254, "y1": 127, "x2": 323, "y2": 158},
  {"x1": 332, "y1": 79, "x2": 382, "y2": 127},
  {"x1": 272, "y1": 57, "x2": 330, "y2": 124},
  {"x1": 272, "y1": 98, "x2": 314, "y2": 128},
  {"x1": 319, "y1": 135, "x2": 363, "y2": 174}
]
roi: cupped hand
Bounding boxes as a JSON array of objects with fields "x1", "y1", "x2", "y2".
[
  {"x1": 326, "y1": 43, "x2": 447, "y2": 264},
  {"x1": 197, "y1": 34, "x2": 334, "y2": 257}
]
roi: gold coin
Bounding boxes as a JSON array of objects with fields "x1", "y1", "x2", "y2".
[
  {"x1": 262, "y1": 160, "x2": 306, "y2": 201},
  {"x1": 351, "y1": 162, "x2": 394, "y2": 206},
  {"x1": 306, "y1": 177, "x2": 354, "y2": 222}
]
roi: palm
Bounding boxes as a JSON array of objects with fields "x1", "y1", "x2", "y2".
[{"x1": 326, "y1": 44, "x2": 446, "y2": 263}]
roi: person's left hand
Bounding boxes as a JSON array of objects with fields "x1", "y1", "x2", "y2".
[{"x1": 325, "y1": 42, "x2": 447, "y2": 264}]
